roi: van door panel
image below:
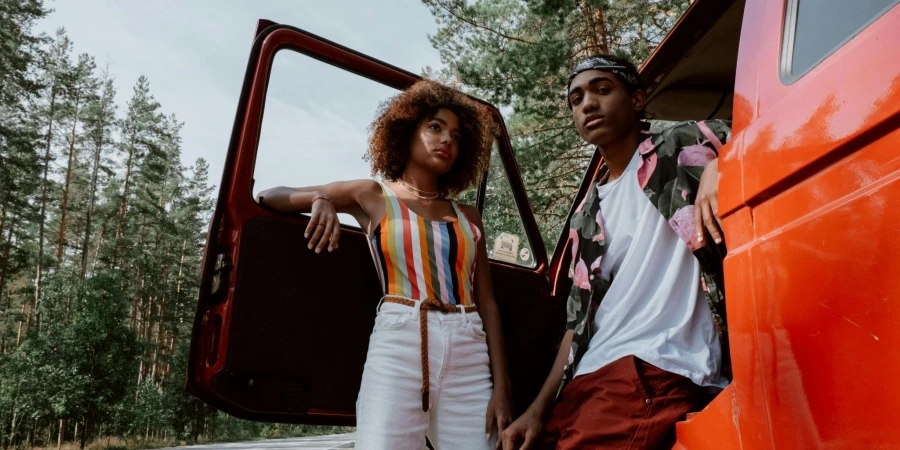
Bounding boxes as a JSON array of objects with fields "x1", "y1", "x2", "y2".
[{"x1": 187, "y1": 23, "x2": 555, "y2": 425}]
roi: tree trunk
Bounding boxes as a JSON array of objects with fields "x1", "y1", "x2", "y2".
[
  {"x1": 578, "y1": 1, "x2": 609, "y2": 56},
  {"x1": 79, "y1": 107, "x2": 106, "y2": 283},
  {"x1": 161, "y1": 238, "x2": 187, "y2": 381},
  {"x1": 34, "y1": 86, "x2": 59, "y2": 332},
  {"x1": 7, "y1": 402, "x2": 18, "y2": 450},
  {"x1": 90, "y1": 225, "x2": 104, "y2": 277},
  {"x1": 145, "y1": 293, "x2": 154, "y2": 342},
  {"x1": 113, "y1": 135, "x2": 137, "y2": 265},
  {"x1": 150, "y1": 322, "x2": 160, "y2": 383},
  {"x1": 130, "y1": 225, "x2": 148, "y2": 330},
  {"x1": 593, "y1": 6, "x2": 608, "y2": 53},
  {"x1": 130, "y1": 292, "x2": 138, "y2": 329},
  {"x1": 175, "y1": 239, "x2": 187, "y2": 295},
  {"x1": 79, "y1": 416, "x2": 86, "y2": 450},
  {"x1": 151, "y1": 259, "x2": 168, "y2": 383},
  {"x1": 0, "y1": 223, "x2": 17, "y2": 314},
  {"x1": 164, "y1": 331, "x2": 175, "y2": 383},
  {"x1": 0, "y1": 201, "x2": 7, "y2": 244},
  {"x1": 56, "y1": 95, "x2": 84, "y2": 269},
  {"x1": 194, "y1": 414, "x2": 201, "y2": 442},
  {"x1": 16, "y1": 303, "x2": 24, "y2": 346},
  {"x1": 57, "y1": 418, "x2": 66, "y2": 449}
]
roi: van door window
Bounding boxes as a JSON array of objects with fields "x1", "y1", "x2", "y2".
[
  {"x1": 782, "y1": 0, "x2": 899, "y2": 81},
  {"x1": 254, "y1": 49, "x2": 398, "y2": 227},
  {"x1": 460, "y1": 143, "x2": 537, "y2": 268}
]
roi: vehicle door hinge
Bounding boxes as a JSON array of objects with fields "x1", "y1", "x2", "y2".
[{"x1": 210, "y1": 253, "x2": 233, "y2": 297}]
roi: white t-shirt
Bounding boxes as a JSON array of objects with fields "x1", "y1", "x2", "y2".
[{"x1": 573, "y1": 150, "x2": 726, "y2": 388}]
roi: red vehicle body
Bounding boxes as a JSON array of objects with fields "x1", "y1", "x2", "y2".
[{"x1": 187, "y1": 0, "x2": 900, "y2": 447}]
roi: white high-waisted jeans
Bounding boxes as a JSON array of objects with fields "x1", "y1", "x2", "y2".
[{"x1": 355, "y1": 300, "x2": 496, "y2": 450}]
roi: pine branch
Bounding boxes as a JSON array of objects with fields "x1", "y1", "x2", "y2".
[{"x1": 429, "y1": 0, "x2": 539, "y2": 46}]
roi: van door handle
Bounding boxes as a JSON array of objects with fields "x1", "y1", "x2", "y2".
[{"x1": 210, "y1": 253, "x2": 233, "y2": 298}]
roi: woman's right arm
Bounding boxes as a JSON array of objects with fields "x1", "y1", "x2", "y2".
[{"x1": 256, "y1": 179, "x2": 380, "y2": 253}]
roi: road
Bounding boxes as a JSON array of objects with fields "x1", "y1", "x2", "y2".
[{"x1": 159, "y1": 433, "x2": 356, "y2": 449}]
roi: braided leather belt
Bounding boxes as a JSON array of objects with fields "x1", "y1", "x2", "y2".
[{"x1": 382, "y1": 295, "x2": 479, "y2": 412}]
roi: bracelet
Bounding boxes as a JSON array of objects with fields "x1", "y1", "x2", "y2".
[{"x1": 313, "y1": 196, "x2": 333, "y2": 205}]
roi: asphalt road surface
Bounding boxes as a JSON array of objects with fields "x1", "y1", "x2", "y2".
[{"x1": 159, "y1": 433, "x2": 356, "y2": 449}]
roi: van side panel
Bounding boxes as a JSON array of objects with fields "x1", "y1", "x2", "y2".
[
  {"x1": 683, "y1": 0, "x2": 900, "y2": 447},
  {"x1": 741, "y1": 0, "x2": 900, "y2": 448},
  {"x1": 751, "y1": 128, "x2": 900, "y2": 448}
]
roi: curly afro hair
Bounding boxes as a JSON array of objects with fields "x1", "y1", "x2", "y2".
[{"x1": 367, "y1": 80, "x2": 496, "y2": 198}]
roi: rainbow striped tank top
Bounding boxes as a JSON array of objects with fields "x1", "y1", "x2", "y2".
[{"x1": 368, "y1": 181, "x2": 482, "y2": 306}]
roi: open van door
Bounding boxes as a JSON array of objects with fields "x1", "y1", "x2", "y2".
[{"x1": 185, "y1": 20, "x2": 564, "y2": 425}]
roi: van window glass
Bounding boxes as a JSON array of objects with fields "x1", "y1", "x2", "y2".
[
  {"x1": 254, "y1": 49, "x2": 397, "y2": 227},
  {"x1": 459, "y1": 144, "x2": 537, "y2": 268},
  {"x1": 787, "y1": 0, "x2": 899, "y2": 78}
]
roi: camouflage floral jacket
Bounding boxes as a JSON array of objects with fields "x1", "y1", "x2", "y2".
[{"x1": 561, "y1": 120, "x2": 733, "y2": 395}]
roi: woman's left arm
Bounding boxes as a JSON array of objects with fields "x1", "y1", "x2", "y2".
[{"x1": 462, "y1": 205, "x2": 512, "y2": 443}]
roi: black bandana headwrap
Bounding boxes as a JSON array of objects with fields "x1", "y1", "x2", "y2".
[{"x1": 566, "y1": 56, "x2": 642, "y2": 109}]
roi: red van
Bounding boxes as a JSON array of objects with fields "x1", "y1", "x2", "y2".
[{"x1": 187, "y1": 0, "x2": 900, "y2": 447}]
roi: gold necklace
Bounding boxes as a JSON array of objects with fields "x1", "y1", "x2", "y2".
[{"x1": 399, "y1": 181, "x2": 441, "y2": 200}]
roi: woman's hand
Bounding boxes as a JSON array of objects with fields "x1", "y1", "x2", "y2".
[
  {"x1": 694, "y1": 158, "x2": 723, "y2": 246},
  {"x1": 500, "y1": 408, "x2": 543, "y2": 450},
  {"x1": 486, "y1": 385, "x2": 512, "y2": 447},
  {"x1": 304, "y1": 197, "x2": 340, "y2": 253}
]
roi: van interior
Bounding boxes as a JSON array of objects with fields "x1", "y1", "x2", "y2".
[{"x1": 642, "y1": 0, "x2": 745, "y2": 122}]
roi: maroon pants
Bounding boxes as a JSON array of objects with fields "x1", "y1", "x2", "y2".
[{"x1": 539, "y1": 356, "x2": 712, "y2": 450}]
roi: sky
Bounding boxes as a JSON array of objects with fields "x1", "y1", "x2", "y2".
[{"x1": 35, "y1": 0, "x2": 447, "y2": 195}]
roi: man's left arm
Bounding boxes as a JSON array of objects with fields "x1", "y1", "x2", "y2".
[
  {"x1": 691, "y1": 120, "x2": 731, "y2": 246},
  {"x1": 695, "y1": 158, "x2": 722, "y2": 245}
]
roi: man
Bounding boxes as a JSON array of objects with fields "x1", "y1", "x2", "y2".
[{"x1": 501, "y1": 55, "x2": 731, "y2": 449}]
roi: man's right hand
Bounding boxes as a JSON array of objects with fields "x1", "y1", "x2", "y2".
[
  {"x1": 499, "y1": 330, "x2": 572, "y2": 449},
  {"x1": 499, "y1": 408, "x2": 543, "y2": 450}
]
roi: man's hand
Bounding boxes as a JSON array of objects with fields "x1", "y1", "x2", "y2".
[
  {"x1": 486, "y1": 386, "x2": 512, "y2": 446},
  {"x1": 500, "y1": 408, "x2": 543, "y2": 450},
  {"x1": 694, "y1": 158, "x2": 723, "y2": 245}
]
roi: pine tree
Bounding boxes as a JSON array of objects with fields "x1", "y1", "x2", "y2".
[
  {"x1": 132, "y1": 114, "x2": 182, "y2": 387},
  {"x1": 55, "y1": 53, "x2": 98, "y2": 271},
  {"x1": 112, "y1": 76, "x2": 162, "y2": 269},
  {"x1": 32, "y1": 28, "x2": 76, "y2": 331},
  {"x1": 0, "y1": 0, "x2": 49, "y2": 354},
  {"x1": 78, "y1": 67, "x2": 117, "y2": 282},
  {"x1": 0, "y1": 114, "x2": 41, "y2": 354},
  {"x1": 423, "y1": 0, "x2": 690, "y2": 246},
  {"x1": 162, "y1": 157, "x2": 212, "y2": 384},
  {"x1": 0, "y1": 0, "x2": 49, "y2": 111}
]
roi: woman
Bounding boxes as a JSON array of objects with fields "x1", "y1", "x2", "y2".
[{"x1": 257, "y1": 80, "x2": 511, "y2": 450}]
